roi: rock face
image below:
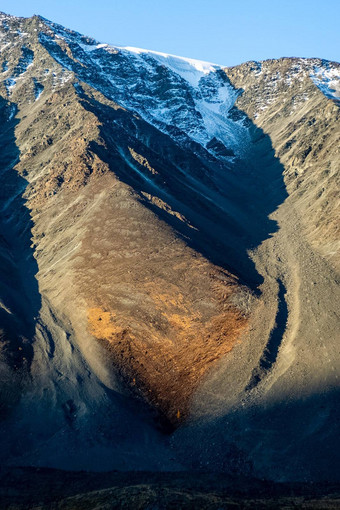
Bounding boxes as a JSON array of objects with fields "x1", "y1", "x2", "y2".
[
  {"x1": 226, "y1": 58, "x2": 340, "y2": 268},
  {"x1": 0, "y1": 12, "x2": 338, "y2": 481}
]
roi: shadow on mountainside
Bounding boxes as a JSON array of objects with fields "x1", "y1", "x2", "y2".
[
  {"x1": 0, "y1": 96, "x2": 41, "y2": 418},
  {"x1": 246, "y1": 279, "x2": 288, "y2": 391},
  {"x1": 173, "y1": 386, "x2": 340, "y2": 483},
  {"x1": 76, "y1": 85, "x2": 288, "y2": 293}
]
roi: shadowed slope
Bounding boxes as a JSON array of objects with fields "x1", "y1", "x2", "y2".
[{"x1": 0, "y1": 96, "x2": 40, "y2": 419}]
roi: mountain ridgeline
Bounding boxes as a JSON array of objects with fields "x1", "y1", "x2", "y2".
[{"x1": 0, "y1": 11, "x2": 339, "y2": 486}]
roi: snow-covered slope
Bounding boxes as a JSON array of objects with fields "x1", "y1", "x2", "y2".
[
  {"x1": 119, "y1": 46, "x2": 221, "y2": 86},
  {"x1": 311, "y1": 65, "x2": 340, "y2": 99},
  {"x1": 37, "y1": 18, "x2": 251, "y2": 161},
  {"x1": 2, "y1": 13, "x2": 339, "y2": 163},
  {"x1": 37, "y1": 19, "x2": 340, "y2": 164}
]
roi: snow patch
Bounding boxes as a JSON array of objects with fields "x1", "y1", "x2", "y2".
[
  {"x1": 311, "y1": 66, "x2": 340, "y2": 99},
  {"x1": 59, "y1": 70, "x2": 73, "y2": 85},
  {"x1": 120, "y1": 46, "x2": 222, "y2": 87},
  {"x1": 5, "y1": 77, "x2": 16, "y2": 95},
  {"x1": 79, "y1": 42, "x2": 109, "y2": 52},
  {"x1": 7, "y1": 104, "x2": 16, "y2": 120},
  {"x1": 17, "y1": 29, "x2": 28, "y2": 38}
]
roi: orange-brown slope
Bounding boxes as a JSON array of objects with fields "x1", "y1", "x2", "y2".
[{"x1": 83, "y1": 208, "x2": 247, "y2": 426}]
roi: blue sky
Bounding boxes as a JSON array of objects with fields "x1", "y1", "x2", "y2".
[{"x1": 2, "y1": 0, "x2": 339, "y2": 65}]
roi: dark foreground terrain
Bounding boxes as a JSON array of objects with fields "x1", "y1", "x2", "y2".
[{"x1": 1, "y1": 467, "x2": 340, "y2": 509}]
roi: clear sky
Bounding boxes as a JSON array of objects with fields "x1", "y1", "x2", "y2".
[{"x1": 1, "y1": 0, "x2": 339, "y2": 66}]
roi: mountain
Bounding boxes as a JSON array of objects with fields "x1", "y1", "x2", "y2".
[{"x1": 0, "y1": 10, "x2": 339, "y2": 495}]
